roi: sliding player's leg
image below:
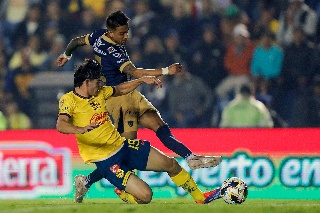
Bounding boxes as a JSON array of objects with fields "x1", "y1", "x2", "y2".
[{"x1": 143, "y1": 146, "x2": 221, "y2": 204}]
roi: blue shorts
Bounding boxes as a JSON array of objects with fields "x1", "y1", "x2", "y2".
[{"x1": 94, "y1": 139, "x2": 151, "y2": 190}]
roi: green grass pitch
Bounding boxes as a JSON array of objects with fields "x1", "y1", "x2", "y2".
[{"x1": 0, "y1": 199, "x2": 319, "y2": 213}]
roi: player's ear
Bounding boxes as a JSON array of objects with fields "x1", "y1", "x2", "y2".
[{"x1": 107, "y1": 30, "x2": 113, "y2": 37}]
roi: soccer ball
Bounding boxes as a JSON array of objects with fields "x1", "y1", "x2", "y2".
[{"x1": 220, "y1": 177, "x2": 248, "y2": 204}]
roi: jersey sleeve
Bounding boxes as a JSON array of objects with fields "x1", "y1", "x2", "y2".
[
  {"x1": 58, "y1": 94, "x2": 74, "y2": 118},
  {"x1": 86, "y1": 29, "x2": 106, "y2": 46},
  {"x1": 101, "y1": 86, "x2": 116, "y2": 99},
  {"x1": 105, "y1": 46, "x2": 131, "y2": 72}
]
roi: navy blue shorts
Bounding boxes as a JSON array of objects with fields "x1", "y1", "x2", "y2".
[{"x1": 94, "y1": 139, "x2": 151, "y2": 190}]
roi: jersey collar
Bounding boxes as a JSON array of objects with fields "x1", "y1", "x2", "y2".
[
  {"x1": 103, "y1": 34, "x2": 120, "y2": 46},
  {"x1": 73, "y1": 90, "x2": 91, "y2": 99}
]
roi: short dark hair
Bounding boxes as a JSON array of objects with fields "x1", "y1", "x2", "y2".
[
  {"x1": 239, "y1": 84, "x2": 252, "y2": 96},
  {"x1": 106, "y1": 10, "x2": 130, "y2": 30},
  {"x1": 74, "y1": 59, "x2": 102, "y2": 87}
]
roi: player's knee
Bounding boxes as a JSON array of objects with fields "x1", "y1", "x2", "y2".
[
  {"x1": 165, "y1": 157, "x2": 181, "y2": 176},
  {"x1": 137, "y1": 188, "x2": 153, "y2": 204}
]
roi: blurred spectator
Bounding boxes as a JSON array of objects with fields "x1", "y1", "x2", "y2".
[
  {"x1": 12, "y1": 3, "x2": 44, "y2": 49},
  {"x1": 167, "y1": 65, "x2": 213, "y2": 128},
  {"x1": 215, "y1": 23, "x2": 255, "y2": 105},
  {"x1": 138, "y1": 75, "x2": 170, "y2": 122},
  {"x1": 129, "y1": 0, "x2": 157, "y2": 47},
  {"x1": 5, "y1": 101, "x2": 32, "y2": 129},
  {"x1": 189, "y1": 25, "x2": 227, "y2": 90},
  {"x1": 251, "y1": 30, "x2": 283, "y2": 96},
  {"x1": 163, "y1": 29, "x2": 188, "y2": 66},
  {"x1": 251, "y1": 6, "x2": 279, "y2": 41},
  {"x1": 0, "y1": 18, "x2": 13, "y2": 58},
  {"x1": 290, "y1": 74, "x2": 320, "y2": 127},
  {"x1": 276, "y1": 0, "x2": 318, "y2": 46},
  {"x1": 219, "y1": 83, "x2": 274, "y2": 128},
  {"x1": 41, "y1": 34, "x2": 74, "y2": 71},
  {"x1": 0, "y1": 0, "x2": 30, "y2": 33},
  {"x1": 67, "y1": 0, "x2": 107, "y2": 19},
  {"x1": 0, "y1": 110, "x2": 7, "y2": 130},
  {"x1": 273, "y1": 27, "x2": 315, "y2": 122},
  {"x1": 0, "y1": 55, "x2": 8, "y2": 79},
  {"x1": 0, "y1": 40, "x2": 12, "y2": 62},
  {"x1": 129, "y1": 49, "x2": 145, "y2": 68},
  {"x1": 164, "y1": 1, "x2": 195, "y2": 47},
  {"x1": 191, "y1": 0, "x2": 221, "y2": 32},
  {"x1": 45, "y1": 1, "x2": 74, "y2": 40},
  {"x1": 75, "y1": 7, "x2": 102, "y2": 35},
  {"x1": 9, "y1": 35, "x2": 48, "y2": 70},
  {"x1": 281, "y1": 27, "x2": 315, "y2": 92},
  {"x1": 142, "y1": 35, "x2": 167, "y2": 68},
  {"x1": 42, "y1": 23, "x2": 61, "y2": 51},
  {"x1": 4, "y1": 47, "x2": 39, "y2": 116},
  {"x1": 105, "y1": 0, "x2": 127, "y2": 16},
  {"x1": 0, "y1": 55, "x2": 10, "y2": 112}
]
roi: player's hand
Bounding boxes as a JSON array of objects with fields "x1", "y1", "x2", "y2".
[
  {"x1": 141, "y1": 76, "x2": 162, "y2": 88},
  {"x1": 57, "y1": 54, "x2": 68, "y2": 67},
  {"x1": 167, "y1": 63, "x2": 182, "y2": 75},
  {"x1": 77, "y1": 122, "x2": 99, "y2": 134}
]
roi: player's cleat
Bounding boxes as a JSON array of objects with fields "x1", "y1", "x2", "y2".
[
  {"x1": 196, "y1": 188, "x2": 221, "y2": 204},
  {"x1": 114, "y1": 187, "x2": 129, "y2": 203},
  {"x1": 187, "y1": 155, "x2": 222, "y2": 170},
  {"x1": 74, "y1": 175, "x2": 88, "y2": 203}
]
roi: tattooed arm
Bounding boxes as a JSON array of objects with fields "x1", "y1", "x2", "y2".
[{"x1": 57, "y1": 35, "x2": 87, "y2": 67}]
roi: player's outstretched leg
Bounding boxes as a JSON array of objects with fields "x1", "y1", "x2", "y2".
[
  {"x1": 187, "y1": 155, "x2": 222, "y2": 170},
  {"x1": 146, "y1": 146, "x2": 221, "y2": 204},
  {"x1": 170, "y1": 167, "x2": 221, "y2": 204},
  {"x1": 196, "y1": 187, "x2": 221, "y2": 204},
  {"x1": 74, "y1": 175, "x2": 89, "y2": 203},
  {"x1": 156, "y1": 123, "x2": 222, "y2": 169}
]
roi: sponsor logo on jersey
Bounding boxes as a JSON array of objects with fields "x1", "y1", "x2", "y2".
[
  {"x1": 90, "y1": 112, "x2": 110, "y2": 126},
  {"x1": 93, "y1": 37, "x2": 108, "y2": 55},
  {"x1": 110, "y1": 164, "x2": 120, "y2": 174},
  {"x1": 107, "y1": 46, "x2": 116, "y2": 54}
]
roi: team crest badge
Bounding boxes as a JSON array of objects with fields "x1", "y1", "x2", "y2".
[
  {"x1": 128, "y1": 121, "x2": 134, "y2": 127},
  {"x1": 59, "y1": 100, "x2": 64, "y2": 107}
]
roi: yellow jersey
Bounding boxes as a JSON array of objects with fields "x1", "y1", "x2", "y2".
[{"x1": 58, "y1": 86, "x2": 125, "y2": 164}]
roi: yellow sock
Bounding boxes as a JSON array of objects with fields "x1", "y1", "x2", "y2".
[
  {"x1": 170, "y1": 168, "x2": 205, "y2": 202},
  {"x1": 118, "y1": 190, "x2": 138, "y2": 204}
]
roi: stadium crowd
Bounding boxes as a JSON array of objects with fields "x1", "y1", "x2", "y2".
[{"x1": 0, "y1": 0, "x2": 320, "y2": 129}]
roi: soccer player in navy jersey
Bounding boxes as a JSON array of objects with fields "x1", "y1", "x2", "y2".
[
  {"x1": 57, "y1": 10, "x2": 221, "y2": 203},
  {"x1": 57, "y1": 59, "x2": 221, "y2": 204}
]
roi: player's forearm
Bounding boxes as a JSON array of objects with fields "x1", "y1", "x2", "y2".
[
  {"x1": 124, "y1": 64, "x2": 167, "y2": 78},
  {"x1": 132, "y1": 68, "x2": 163, "y2": 78},
  {"x1": 114, "y1": 78, "x2": 144, "y2": 96},
  {"x1": 65, "y1": 35, "x2": 87, "y2": 56},
  {"x1": 56, "y1": 119, "x2": 82, "y2": 134}
]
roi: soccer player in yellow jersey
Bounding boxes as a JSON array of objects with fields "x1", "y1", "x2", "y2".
[
  {"x1": 57, "y1": 10, "x2": 221, "y2": 170},
  {"x1": 57, "y1": 59, "x2": 221, "y2": 204}
]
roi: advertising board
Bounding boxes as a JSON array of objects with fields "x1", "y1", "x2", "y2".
[{"x1": 0, "y1": 128, "x2": 319, "y2": 200}]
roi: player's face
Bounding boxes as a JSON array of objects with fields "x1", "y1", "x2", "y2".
[
  {"x1": 110, "y1": 25, "x2": 129, "y2": 45},
  {"x1": 88, "y1": 79, "x2": 101, "y2": 96}
]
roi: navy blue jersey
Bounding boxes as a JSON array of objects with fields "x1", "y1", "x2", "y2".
[{"x1": 85, "y1": 29, "x2": 132, "y2": 86}]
